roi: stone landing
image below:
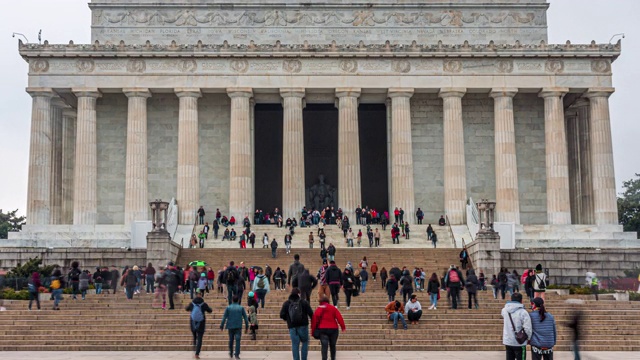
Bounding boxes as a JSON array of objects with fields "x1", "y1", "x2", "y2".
[{"x1": 516, "y1": 224, "x2": 639, "y2": 248}]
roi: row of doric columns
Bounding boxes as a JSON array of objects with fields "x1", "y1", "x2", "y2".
[{"x1": 25, "y1": 86, "x2": 619, "y2": 227}]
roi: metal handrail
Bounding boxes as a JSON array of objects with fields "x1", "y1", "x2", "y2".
[{"x1": 445, "y1": 214, "x2": 456, "y2": 248}]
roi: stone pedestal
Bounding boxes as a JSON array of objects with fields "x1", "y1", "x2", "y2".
[
  {"x1": 175, "y1": 88, "x2": 201, "y2": 225},
  {"x1": 228, "y1": 88, "x2": 254, "y2": 220},
  {"x1": 440, "y1": 88, "x2": 467, "y2": 225},
  {"x1": 72, "y1": 88, "x2": 101, "y2": 225},
  {"x1": 281, "y1": 88, "x2": 306, "y2": 220},
  {"x1": 585, "y1": 88, "x2": 618, "y2": 225},
  {"x1": 61, "y1": 108, "x2": 76, "y2": 225},
  {"x1": 539, "y1": 88, "x2": 571, "y2": 225},
  {"x1": 388, "y1": 88, "x2": 415, "y2": 223},
  {"x1": 336, "y1": 88, "x2": 362, "y2": 220},
  {"x1": 490, "y1": 88, "x2": 520, "y2": 224},
  {"x1": 124, "y1": 88, "x2": 152, "y2": 225},
  {"x1": 50, "y1": 98, "x2": 66, "y2": 225},
  {"x1": 26, "y1": 87, "x2": 55, "y2": 225}
]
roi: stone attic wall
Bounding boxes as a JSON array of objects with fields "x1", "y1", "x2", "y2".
[
  {"x1": 411, "y1": 94, "x2": 444, "y2": 221},
  {"x1": 0, "y1": 248, "x2": 146, "y2": 271},
  {"x1": 96, "y1": 94, "x2": 127, "y2": 225},
  {"x1": 198, "y1": 94, "x2": 231, "y2": 216},
  {"x1": 463, "y1": 94, "x2": 496, "y2": 206},
  {"x1": 513, "y1": 94, "x2": 547, "y2": 224},
  {"x1": 147, "y1": 94, "x2": 179, "y2": 215}
]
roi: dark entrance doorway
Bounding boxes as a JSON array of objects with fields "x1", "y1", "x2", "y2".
[
  {"x1": 303, "y1": 104, "x2": 339, "y2": 211},
  {"x1": 358, "y1": 104, "x2": 389, "y2": 212},
  {"x1": 254, "y1": 104, "x2": 283, "y2": 213}
]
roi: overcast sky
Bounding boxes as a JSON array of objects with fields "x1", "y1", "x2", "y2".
[{"x1": 1, "y1": 0, "x2": 639, "y2": 216}]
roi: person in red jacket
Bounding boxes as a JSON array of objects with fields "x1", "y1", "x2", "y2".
[{"x1": 312, "y1": 295, "x2": 346, "y2": 360}]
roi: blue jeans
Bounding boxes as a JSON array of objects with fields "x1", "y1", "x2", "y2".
[
  {"x1": 390, "y1": 312, "x2": 407, "y2": 329},
  {"x1": 146, "y1": 275, "x2": 155, "y2": 293},
  {"x1": 289, "y1": 326, "x2": 310, "y2": 360},
  {"x1": 256, "y1": 289, "x2": 267, "y2": 308},
  {"x1": 125, "y1": 286, "x2": 135, "y2": 299},
  {"x1": 53, "y1": 289, "x2": 63, "y2": 307},
  {"x1": 430, "y1": 292, "x2": 438, "y2": 307},
  {"x1": 361, "y1": 280, "x2": 367, "y2": 293},
  {"x1": 190, "y1": 280, "x2": 196, "y2": 299},
  {"x1": 95, "y1": 283, "x2": 103, "y2": 294},
  {"x1": 328, "y1": 255, "x2": 335, "y2": 262},
  {"x1": 228, "y1": 328, "x2": 242, "y2": 356},
  {"x1": 227, "y1": 285, "x2": 237, "y2": 305}
]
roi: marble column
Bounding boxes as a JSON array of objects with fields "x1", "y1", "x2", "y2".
[
  {"x1": 388, "y1": 88, "x2": 415, "y2": 223},
  {"x1": 227, "y1": 88, "x2": 254, "y2": 220},
  {"x1": 565, "y1": 106, "x2": 581, "y2": 224},
  {"x1": 175, "y1": 88, "x2": 201, "y2": 225},
  {"x1": 250, "y1": 98, "x2": 256, "y2": 215},
  {"x1": 539, "y1": 88, "x2": 571, "y2": 225},
  {"x1": 585, "y1": 87, "x2": 618, "y2": 225},
  {"x1": 123, "y1": 88, "x2": 152, "y2": 226},
  {"x1": 72, "y1": 88, "x2": 102, "y2": 225},
  {"x1": 49, "y1": 98, "x2": 65, "y2": 224},
  {"x1": 336, "y1": 88, "x2": 362, "y2": 221},
  {"x1": 490, "y1": 88, "x2": 521, "y2": 224},
  {"x1": 575, "y1": 99, "x2": 595, "y2": 224},
  {"x1": 440, "y1": 88, "x2": 467, "y2": 225},
  {"x1": 25, "y1": 87, "x2": 56, "y2": 225},
  {"x1": 61, "y1": 108, "x2": 76, "y2": 224},
  {"x1": 386, "y1": 98, "x2": 393, "y2": 212},
  {"x1": 281, "y1": 88, "x2": 306, "y2": 220}
]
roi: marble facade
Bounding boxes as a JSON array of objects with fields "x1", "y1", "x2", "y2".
[{"x1": 10, "y1": 0, "x2": 637, "y2": 248}]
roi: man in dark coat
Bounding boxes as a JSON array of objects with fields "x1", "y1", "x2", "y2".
[{"x1": 292, "y1": 269, "x2": 318, "y2": 302}]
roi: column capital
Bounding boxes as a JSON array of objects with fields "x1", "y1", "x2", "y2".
[
  {"x1": 226, "y1": 87, "x2": 253, "y2": 98},
  {"x1": 26, "y1": 87, "x2": 55, "y2": 98},
  {"x1": 585, "y1": 87, "x2": 615, "y2": 99},
  {"x1": 489, "y1": 88, "x2": 518, "y2": 99},
  {"x1": 538, "y1": 87, "x2": 569, "y2": 98},
  {"x1": 123, "y1": 88, "x2": 152, "y2": 98},
  {"x1": 439, "y1": 87, "x2": 467, "y2": 99},
  {"x1": 280, "y1": 88, "x2": 306, "y2": 99},
  {"x1": 175, "y1": 88, "x2": 202, "y2": 98},
  {"x1": 387, "y1": 88, "x2": 414, "y2": 98},
  {"x1": 72, "y1": 88, "x2": 102, "y2": 99},
  {"x1": 335, "y1": 88, "x2": 361, "y2": 98}
]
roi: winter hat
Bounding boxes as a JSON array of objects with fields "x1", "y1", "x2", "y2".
[
  {"x1": 248, "y1": 291, "x2": 254, "y2": 297},
  {"x1": 201, "y1": 273, "x2": 206, "y2": 277},
  {"x1": 535, "y1": 264, "x2": 543, "y2": 271}
]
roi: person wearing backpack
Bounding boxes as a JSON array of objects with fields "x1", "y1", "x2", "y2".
[
  {"x1": 444, "y1": 265, "x2": 464, "y2": 310},
  {"x1": 163, "y1": 262, "x2": 181, "y2": 310},
  {"x1": 498, "y1": 268, "x2": 508, "y2": 300},
  {"x1": 533, "y1": 264, "x2": 547, "y2": 301},
  {"x1": 293, "y1": 269, "x2": 318, "y2": 302},
  {"x1": 501, "y1": 293, "x2": 532, "y2": 360},
  {"x1": 50, "y1": 269, "x2": 65, "y2": 311},
  {"x1": 28, "y1": 272, "x2": 42, "y2": 311},
  {"x1": 69, "y1": 261, "x2": 82, "y2": 300},
  {"x1": 186, "y1": 289, "x2": 213, "y2": 359},
  {"x1": 280, "y1": 288, "x2": 314, "y2": 360},
  {"x1": 252, "y1": 268, "x2": 271, "y2": 308},
  {"x1": 224, "y1": 262, "x2": 240, "y2": 305},
  {"x1": 79, "y1": 270, "x2": 90, "y2": 300},
  {"x1": 465, "y1": 269, "x2": 479, "y2": 310}
]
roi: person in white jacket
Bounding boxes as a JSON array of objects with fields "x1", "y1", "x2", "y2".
[
  {"x1": 502, "y1": 292, "x2": 533, "y2": 360},
  {"x1": 405, "y1": 294, "x2": 422, "y2": 324},
  {"x1": 252, "y1": 269, "x2": 271, "y2": 309}
]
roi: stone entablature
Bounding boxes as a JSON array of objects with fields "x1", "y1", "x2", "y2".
[{"x1": 89, "y1": 0, "x2": 549, "y2": 45}]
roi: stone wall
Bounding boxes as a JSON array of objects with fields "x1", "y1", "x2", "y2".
[
  {"x1": 0, "y1": 248, "x2": 146, "y2": 271},
  {"x1": 463, "y1": 94, "x2": 496, "y2": 205},
  {"x1": 500, "y1": 248, "x2": 640, "y2": 286},
  {"x1": 513, "y1": 94, "x2": 547, "y2": 224},
  {"x1": 147, "y1": 94, "x2": 179, "y2": 211}
]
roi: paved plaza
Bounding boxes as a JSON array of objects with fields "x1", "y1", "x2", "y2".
[{"x1": 0, "y1": 351, "x2": 630, "y2": 360}]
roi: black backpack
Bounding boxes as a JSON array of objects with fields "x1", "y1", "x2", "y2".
[
  {"x1": 288, "y1": 300, "x2": 306, "y2": 326},
  {"x1": 226, "y1": 268, "x2": 238, "y2": 284}
]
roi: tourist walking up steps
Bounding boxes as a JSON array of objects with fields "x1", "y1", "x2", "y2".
[
  {"x1": 533, "y1": 264, "x2": 547, "y2": 301},
  {"x1": 252, "y1": 268, "x2": 271, "y2": 308},
  {"x1": 326, "y1": 261, "x2": 343, "y2": 307},
  {"x1": 427, "y1": 273, "x2": 440, "y2": 310},
  {"x1": 312, "y1": 295, "x2": 346, "y2": 360},
  {"x1": 465, "y1": 269, "x2": 480, "y2": 309},
  {"x1": 288, "y1": 254, "x2": 306, "y2": 288},
  {"x1": 220, "y1": 296, "x2": 249, "y2": 360},
  {"x1": 50, "y1": 269, "x2": 64, "y2": 310},
  {"x1": 445, "y1": 265, "x2": 464, "y2": 310},
  {"x1": 529, "y1": 297, "x2": 557, "y2": 360},
  {"x1": 501, "y1": 293, "x2": 533, "y2": 360},
  {"x1": 280, "y1": 288, "x2": 314, "y2": 360},
  {"x1": 186, "y1": 289, "x2": 213, "y2": 359},
  {"x1": 28, "y1": 272, "x2": 42, "y2": 310}
]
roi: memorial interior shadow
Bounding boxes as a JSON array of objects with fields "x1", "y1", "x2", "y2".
[
  {"x1": 304, "y1": 104, "x2": 339, "y2": 210},
  {"x1": 254, "y1": 104, "x2": 283, "y2": 213},
  {"x1": 359, "y1": 104, "x2": 388, "y2": 212}
]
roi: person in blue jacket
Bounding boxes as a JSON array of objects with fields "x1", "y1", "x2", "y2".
[{"x1": 529, "y1": 297, "x2": 557, "y2": 360}]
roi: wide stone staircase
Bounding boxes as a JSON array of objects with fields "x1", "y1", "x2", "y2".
[{"x1": 1, "y1": 248, "x2": 639, "y2": 351}]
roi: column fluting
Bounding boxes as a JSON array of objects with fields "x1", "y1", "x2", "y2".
[
  {"x1": 49, "y1": 98, "x2": 66, "y2": 224},
  {"x1": 565, "y1": 106, "x2": 581, "y2": 224},
  {"x1": 61, "y1": 108, "x2": 76, "y2": 224},
  {"x1": 388, "y1": 88, "x2": 415, "y2": 224},
  {"x1": 575, "y1": 98, "x2": 595, "y2": 224},
  {"x1": 385, "y1": 98, "x2": 393, "y2": 212},
  {"x1": 124, "y1": 88, "x2": 152, "y2": 225},
  {"x1": 72, "y1": 88, "x2": 101, "y2": 225},
  {"x1": 539, "y1": 88, "x2": 571, "y2": 225},
  {"x1": 175, "y1": 88, "x2": 201, "y2": 225},
  {"x1": 26, "y1": 87, "x2": 56, "y2": 225},
  {"x1": 227, "y1": 88, "x2": 254, "y2": 221},
  {"x1": 281, "y1": 88, "x2": 306, "y2": 220},
  {"x1": 440, "y1": 88, "x2": 467, "y2": 225},
  {"x1": 336, "y1": 88, "x2": 362, "y2": 221}
]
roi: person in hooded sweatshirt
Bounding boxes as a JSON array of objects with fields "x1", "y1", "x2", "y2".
[
  {"x1": 292, "y1": 269, "x2": 318, "y2": 303},
  {"x1": 399, "y1": 270, "x2": 413, "y2": 303},
  {"x1": 501, "y1": 292, "x2": 533, "y2": 360},
  {"x1": 385, "y1": 275, "x2": 399, "y2": 302},
  {"x1": 465, "y1": 269, "x2": 480, "y2": 310},
  {"x1": 280, "y1": 288, "x2": 314, "y2": 360},
  {"x1": 252, "y1": 268, "x2": 271, "y2": 309},
  {"x1": 342, "y1": 268, "x2": 356, "y2": 310},
  {"x1": 529, "y1": 297, "x2": 557, "y2": 360},
  {"x1": 185, "y1": 289, "x2": 213, "y2": 359},
  {"x1": 325, "y1": 261, "x2": 343, "y2": 307}
]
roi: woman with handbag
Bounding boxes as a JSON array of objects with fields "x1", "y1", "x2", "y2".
[{"x1": 311, "y1": 295, "x2": 346, "y2": 360}]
